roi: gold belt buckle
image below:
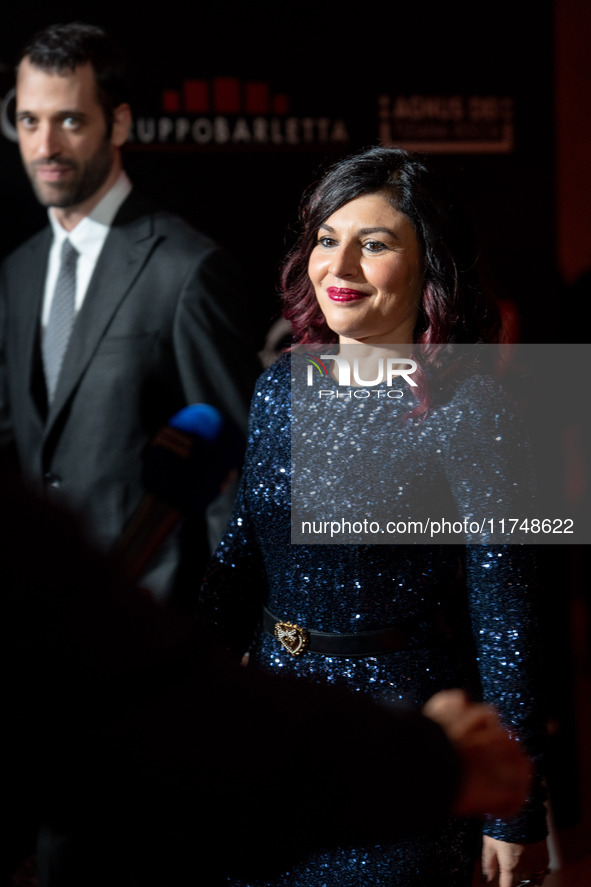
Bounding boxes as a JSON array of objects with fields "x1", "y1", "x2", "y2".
[{"x1": 274, "y1": 620, "x2": 309, "y2": 656}]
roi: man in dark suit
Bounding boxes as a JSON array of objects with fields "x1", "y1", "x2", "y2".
[{"x1": 0, "y1": 23, "x2": 260, "y2": 604}]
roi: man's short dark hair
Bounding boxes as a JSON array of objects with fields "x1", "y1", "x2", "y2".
[{"x1": 18, "y1": 23, "x2": 128, "y2": 130}]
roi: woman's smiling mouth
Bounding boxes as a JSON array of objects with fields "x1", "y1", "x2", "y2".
[{"x1": 326, "y1": 287, "x2": 370, "y2": 302}]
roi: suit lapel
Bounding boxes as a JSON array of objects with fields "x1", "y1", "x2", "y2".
[
  {"x1": 18, "y1": 229, "x2": 51, "y2": 423},
  {"x1": 45, "y1": 197, "x2": 162, "y2": 434}
]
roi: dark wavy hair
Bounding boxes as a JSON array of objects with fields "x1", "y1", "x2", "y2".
[
  {"x1": 18, "y1": 23, "x2": 128, "y2": 135},
  {"x1": 282, "y1": 146, "x2": 501, "y2": 347}
]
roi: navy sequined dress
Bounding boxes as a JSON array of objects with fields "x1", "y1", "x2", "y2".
[{"x1": 200, "y1": 353, "x2": 547, "y2": 887}]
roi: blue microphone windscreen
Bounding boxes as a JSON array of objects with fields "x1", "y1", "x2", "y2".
[{"x1": 168, "y1": 404, "x2": 224, "y2": 441}]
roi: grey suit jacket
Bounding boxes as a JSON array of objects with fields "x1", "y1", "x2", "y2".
[{"x1": 0, "y1": 190, "x2": 260, "y2": 601}]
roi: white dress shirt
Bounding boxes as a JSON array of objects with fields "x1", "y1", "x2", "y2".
[{"x1": 41, "y1": 171, "x2": 133, "y2": 327}]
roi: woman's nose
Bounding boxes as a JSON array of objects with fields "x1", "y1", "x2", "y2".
[{"x1": 328, "y1": 244, "x2": 359, "y2": 280}]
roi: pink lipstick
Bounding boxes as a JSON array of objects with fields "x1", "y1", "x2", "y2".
[{"x1": 326, "y1": 287, "x2": 369, "y2": 302}]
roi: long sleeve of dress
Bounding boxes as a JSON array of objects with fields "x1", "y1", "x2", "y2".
[
  {"x1": 466, "y1": 545, "x2": 547, "y2": 842},
  {"x1": 443, "y1": 376, "x2": 547, "y2": 843}
]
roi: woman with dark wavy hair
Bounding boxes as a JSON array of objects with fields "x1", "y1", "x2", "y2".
[
  {"x1": 200, "y1": 147, "x2": 548, "y2": 887},
  {"x1": 282, "y1": 146, "x2": 500, "y2": 347}
]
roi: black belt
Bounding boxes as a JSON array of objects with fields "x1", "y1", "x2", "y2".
[{"x1": 263, "y1": 606, "x2": 439, "y2": 658}]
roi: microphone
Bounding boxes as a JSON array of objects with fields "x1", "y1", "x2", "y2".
[{"x1": 112, "y1": 404, "x2": 242, "y2": 583}]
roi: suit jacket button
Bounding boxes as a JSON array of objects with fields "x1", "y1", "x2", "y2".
[{"x1": 43, "y1": 472, "x2": 61, "y2": 489}]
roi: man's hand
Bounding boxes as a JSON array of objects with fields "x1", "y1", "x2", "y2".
[{"x1": 423, "y1": 689, "x2": 531, "y2": 818}]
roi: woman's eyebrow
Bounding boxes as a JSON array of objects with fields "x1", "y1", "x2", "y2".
[
  {"x1": 358, "y1": 226, "x2": 399, "y2": 238},
  {"x1": 319, "y1": 223, "x2": 399, "y2": 238}
]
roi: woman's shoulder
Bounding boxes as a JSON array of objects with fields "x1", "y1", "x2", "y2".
[
  {"x1": 254, "y1": 351, "x2": 291, "y2": 390},
  {"x1": 434, "y1": 371, "x2": 529, "y2": 461},
  {"x1": 250, "y1": 352, "x2": 292, "y2": 413},
  {"x1": 432, "y1": 366, "x2": 513, "y2": 415}
]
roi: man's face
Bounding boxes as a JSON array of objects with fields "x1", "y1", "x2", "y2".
[{"x1": 16, "y1": 58, "x2": 116, "y2": 211}]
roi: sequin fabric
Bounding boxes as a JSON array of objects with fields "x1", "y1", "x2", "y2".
[{"x1": 200, "y1": 354, "x2": 547, "y2": 887}]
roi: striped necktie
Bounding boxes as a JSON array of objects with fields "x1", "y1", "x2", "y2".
[{"x1": 43, "y1": 238, "x2": 79, "y2": 402}]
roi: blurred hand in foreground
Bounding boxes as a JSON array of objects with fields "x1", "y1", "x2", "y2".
[{"x1": 423, "y1": 689, "x2": 531, "y2": 819}]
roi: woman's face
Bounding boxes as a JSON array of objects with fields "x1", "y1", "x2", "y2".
[{"x1": 307, "y1": 192, "x2": 423, "y2": 345}]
